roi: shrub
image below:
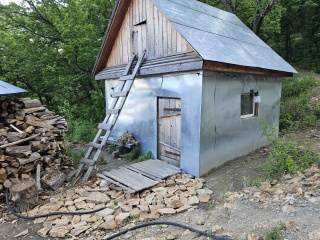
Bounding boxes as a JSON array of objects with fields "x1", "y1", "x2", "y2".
[
  {"x1": 280, "y1": 74, "x2": 320, "y2": 130},
  {"x1": 264, "y1": 223, "x2": 285, "y2": 240},
  {"x1": 128, "y1": 146, "x2": 141, "y2": 160},
  {"x1": 261, "y1": 122, "x2": 319, "y2": 179},
  {"x1": 65, "y1": 119, "x2": 97, "y2": 143},
  {"x1": 137, "y1": 150, "x2": 154, "y2": 162}
]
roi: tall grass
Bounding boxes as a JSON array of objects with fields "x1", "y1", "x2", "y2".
[
  {"x1": 280, "y1": 74, "x2": 320, "y2": 130},
  {"x1": 65, "y1": 119, "x2": 97, "y2": 143}
]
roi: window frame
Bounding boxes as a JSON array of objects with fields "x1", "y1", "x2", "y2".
[{"x1": 240, "y1": 92, "x2": 255, "y2": 119}]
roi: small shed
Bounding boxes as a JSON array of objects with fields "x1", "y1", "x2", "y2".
[{"x1": 93, "y1": 0, "x2": 296, "y2": 177}]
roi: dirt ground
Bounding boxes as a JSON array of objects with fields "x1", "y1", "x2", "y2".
[{"x1": 0, "y1": 126, "x2": 319, "y2": 240}]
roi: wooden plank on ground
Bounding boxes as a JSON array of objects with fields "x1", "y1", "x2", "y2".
[
  {"x1": 96, "y1": 173, "x2": 135, "y2": 193},
  {"x1": 102, "y1": 169, "x2": 156, "y2": 191},
  {"x1": 124, "y1": 166, "x2": 162, "y2": 182}
]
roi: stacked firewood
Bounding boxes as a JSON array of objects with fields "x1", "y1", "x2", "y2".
[{"x1": 0, "y1": 98, "x2": 67, "y2": 191}]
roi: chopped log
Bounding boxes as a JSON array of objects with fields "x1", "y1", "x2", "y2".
[
  {"x1": 32, "y1": 110, "x2": 54, "y2": 117},
  {"x1": 23, "y1": 107, "x2": 46, "y2": 114},
  {"x1": 4, "y1": 179, "x2": 11, "y2": 188},
  {"x1": 20, "y1": 99, "x2": 42, "y2": 109},
  {"x1": 5, "y1": 145, "x2": 32, "y2": 158},
  {"x1": 41, "y1": 167, "x2": 66, "y2": 190},
  {"x1": 30, "y1": 141, "x2": 46, "y2": 152},
  {"x1": 10, "y1": 178, "x2": 38, "y2": 212},
  {"x1": 1, "y1": 133, "x2": 40, "y2": 149},
  {"x1": 5, "y1": 132, "x2": 27, "y2": 142},
  {"x1": 0, "y1": 168, "x2": 6, "y2": 174},
  {"x1": 0, "y1": 173, "x2": 7, "y2": 183},
  {"x1": 42, "y1": 156, "x2": 53, "y2": 165},
  {"x1": 6, "y1": 119, "x2": 17, "y2": 125},
  {"x1": 15, "y1": 120, "x2": 25, "y2": 126},
  {"x1": 9, "y1": 124, "x2": 23, "y2": 134},
  {"x1": 10, "y1": 161, "x2": 19, "y2": 168},
  {"x1": 6, "y1": 166, "x2": 18, "y2": 175},
  {"x1": 1, "y1": 163, "x2": 9, "y2": 168},
  {"x1": 1, "y1": 110, "x2": 8, "y2": 117},
  {"x1": 17, "y1": 152, "x2": 41, "y2": 165},
  {"x1": 15, "y1": 110, "x2": 25, "y2": 121},
  {"x1": 18, "y1": 164, "x2": 37, "y2": 174},
  {"x1": 36, "y1": 164, "x2": 41, "y2": 190},
  {"x1": 25, "y1": 126, "x2": 35, "y2": 134},
  {"x1": 1, "y1": 101, "x2": 8, "y2": 110},
  {"x1": 26, "y1": 120, "x2": 53, "y2": 130}
]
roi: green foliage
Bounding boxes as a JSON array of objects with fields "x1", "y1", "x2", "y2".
[
  {"x1": 244, "y1": 176, "x2": 265, "y2": 187},
  {"x1": 126, "y1": 147, "x2": 154, "y2": 162},
  {"x1": 280, "y1": 74, "x2": 320, "y2": 130},
  {"x1": 65, "y1": 119, "x2": 96, "y2": 143},
  {"x1": 65, "y1": 145, "x2": 85, "y2": 162},
  {"x1": 128, "y1": 146, "x2": 141, "y2": 161},
  {"x1": 97, "y1": 156, "x2": 107, "y2": 165},
  {"x1": 264, "y1": 223, "x2": 285, "y2": 240},
  {"x1": 199, "y1": 0, "x2": 284, "y2": 41},
  {"x1": 137, "y1": 150, "x2": 154, "y2": 162},
  {"x1": 260, "y1": 122, "x2": 320, "y2": 179},
  {"x1": 0, "y1": 0, "x2": 114, "y2": 123},
  {"x1": 106, "y1": 144, "x2": 116, "y2": 154}
]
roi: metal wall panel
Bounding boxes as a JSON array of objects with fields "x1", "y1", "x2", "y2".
[
  {"x1": 105, "y1": 71, "x2": 203, "y2": 176},
  {"x1": 199, "y1": 71, "x2": 282, "y2": 176}
]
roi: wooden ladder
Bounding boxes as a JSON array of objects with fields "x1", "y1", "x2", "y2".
[{"x1": 75, "y1": 53, "x2": 145, "y2": 181}]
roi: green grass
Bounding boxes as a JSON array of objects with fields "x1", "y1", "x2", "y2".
[
  {"x1": 65, "y1": 145, "x2": 85, "y2": 163},
  {"x1": 280, "y1": 74, "x2": 320, "y2": 130},
  {"x1": 264, "y1": 223, "x2": 285, "y2": 240},
  {"x1": 65, "y1": 119, "x2": 97, "y2": 143},
  {"x1": 260, "y1": 121, "x2": 319, "y2": 179}
]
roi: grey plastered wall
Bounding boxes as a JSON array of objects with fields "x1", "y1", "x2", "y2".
[
  {"x1": 199, "y1": 71, "x2": 282, "y2": 176},
  {"x1": 104, "y1": 71, "x2": 203, "y2": 177}
]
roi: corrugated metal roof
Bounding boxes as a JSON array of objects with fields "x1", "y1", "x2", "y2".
[
  {"x1": 0, "y1": 80, "x2": 27, "y2": 95},
  {"x1": 151, "y1": 0, "x2": 297, "y2": 74}
]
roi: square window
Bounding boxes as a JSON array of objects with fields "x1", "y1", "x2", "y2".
[{"x1": 241, "y1": 93, "x2": 254, "y2": 118}]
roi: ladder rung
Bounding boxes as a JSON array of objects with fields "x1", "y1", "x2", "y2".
[
  {"x1": 89, "y1": 142, "x2": 103, "y2": 150},
  {"x1": 112, "y1": 91, "x2": 128, "y2": 98},
  {"x1": 80, "y1": 158, "x2": 95, "y2": 166},
  {"x1": 106, "y1": 109, "x2": 120, "y2": 115},
  {"x1": 119, "y1": 75, "x2": 134, "y2": 81},
  {"x1": 98, "y1": 123, "x2": 113, "y2": 130}
]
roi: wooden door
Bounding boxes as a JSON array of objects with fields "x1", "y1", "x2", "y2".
[
  {"x1": 133, "y1": 23, "x2": 147, "y2": 56},
  {"x1": 158, "y1": 98, "x2": 181, "y2": 166}
]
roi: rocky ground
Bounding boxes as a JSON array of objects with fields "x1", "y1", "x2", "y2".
[{"x1": 0, "y1": 126, "x2": 319, "y2": 240}]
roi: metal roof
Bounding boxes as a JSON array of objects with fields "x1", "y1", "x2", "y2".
[
  {"x1": 0, "y1": 80, "x2": 27, "y2": 95},
  {"x1": 151, "y1": 0, "x2": 297, "y2": 74}
]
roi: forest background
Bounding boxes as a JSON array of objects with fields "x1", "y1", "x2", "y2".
[{"x1": 0, "y1": 0, "x2": 319, "y2": 142}]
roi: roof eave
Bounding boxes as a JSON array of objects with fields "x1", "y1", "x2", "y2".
[
  {"x1": 92, "y1": 0, "x2": 130, "y2": 75},
  {"x1": 203, "y1": 60, "x2": 295, "y2": 77}
]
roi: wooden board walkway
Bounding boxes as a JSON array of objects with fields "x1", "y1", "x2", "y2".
[{"x1": 96, "y1": 159, "x2": 181, "y2": 193}]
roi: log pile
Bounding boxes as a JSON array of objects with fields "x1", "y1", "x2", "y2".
[{"x1": 0, "y1": 98, "x2": 67, "y2": 192}]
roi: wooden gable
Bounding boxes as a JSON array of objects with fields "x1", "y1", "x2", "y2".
[{"x1": 105, "y1": 0, "x2": 195, "y2": 68}]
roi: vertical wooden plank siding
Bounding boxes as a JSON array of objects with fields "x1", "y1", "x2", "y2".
[
  {"x1": 106, "y1": 0, "x2": 195, "y2": 68},
  {"x1": 146, "y1": 0, "x2": 155, "y2": 58}
]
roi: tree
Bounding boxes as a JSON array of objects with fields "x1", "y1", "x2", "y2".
[
  {"x1": 199, "y1": 0, "x2": 283, "y2": 41},
  {"x1": 0, "y1": 0, "x2": 116, "y2": 120}
]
